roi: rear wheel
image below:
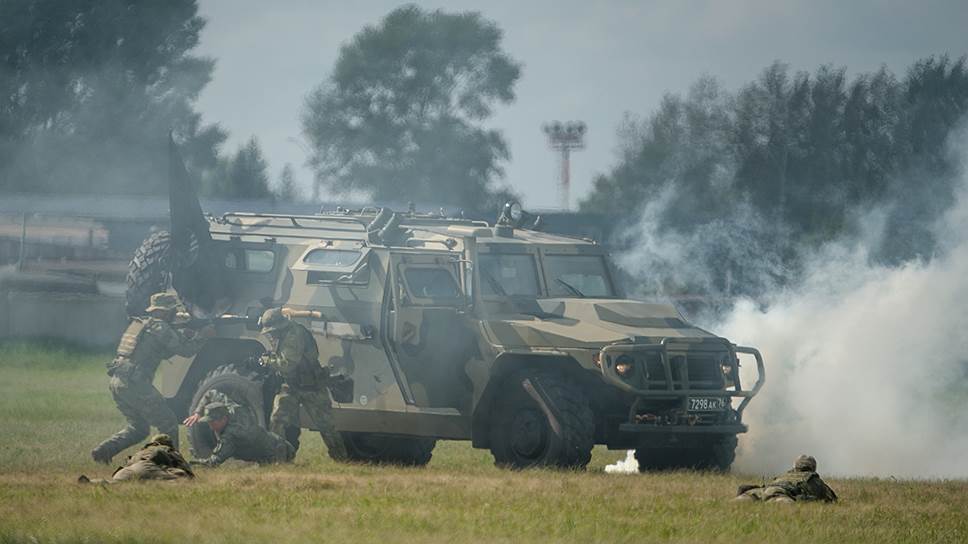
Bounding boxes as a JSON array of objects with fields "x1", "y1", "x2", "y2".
[
  {"x1": 341, "y1": 432, "x2": 436, "y2": 466},
  {"x1": 488, "y1": 370, "x2": 594, "y2": 469},
  {"x1": 187, "y1": 364, "x2": 272, "y2": 458},
  {"x1": 634, "y1": 434, "x2": 737, "y2": 472}
]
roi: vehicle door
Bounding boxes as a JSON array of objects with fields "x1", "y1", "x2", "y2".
[{"x1": 387, "y1": 252, "x2": 474, "y2": 409}]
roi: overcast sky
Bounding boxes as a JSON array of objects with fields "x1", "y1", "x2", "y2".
[{"x1": 195, "y1": 0, "x2": 968, "y2": 210}]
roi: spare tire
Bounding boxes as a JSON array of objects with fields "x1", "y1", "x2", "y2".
[{"x1": 126, "y1": 230, "x2": 172, "y2": 316}]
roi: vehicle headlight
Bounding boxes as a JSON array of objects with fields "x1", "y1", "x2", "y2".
[{"x1": 615, "y1": 355, "x2": 634, "y2": 377}]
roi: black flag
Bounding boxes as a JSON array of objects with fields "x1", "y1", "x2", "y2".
[{"x1": 168, "y1": 133, "x2": 222, "y2": 313}]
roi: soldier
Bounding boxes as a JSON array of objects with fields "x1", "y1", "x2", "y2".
[
  {"x1": 91, "y1": 292, "x2": 214, "y2": 464},
  {"x1": 258, "y1": 307, "x2": 348, "y2": 460},
  {"x1": 79, "y1": 434, "x2": 194, "y2": 484},
  {"x1": 191, "y1": 402, "x2": 294, "y2": 466},
  {"x1": 735, "y1": 455, "x2": 838, "y2": 503},
  {"x1": 183, "y1": 388, "x2": 253, "y2": 428}
]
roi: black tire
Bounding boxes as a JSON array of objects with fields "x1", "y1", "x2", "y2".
[
  {"x1": 341, "y1": 432, "x2": 436, "y2": 466},
  {"x1": 634, "y1": 434, "x2": 737, "y2": 472},
  {"x1": 187, "y1": 364, "x2": 269, "y2": 459},
  {"x1": 488, "y1": 370, "x2": 595, "y2": 469},
  {"x1": 126, "y1": 230, "x2": 172, "y2": 316}
]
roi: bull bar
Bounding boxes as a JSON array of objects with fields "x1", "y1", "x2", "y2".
[{"x1": 598, "y1": 337, "x2": 765, "y2": 434}]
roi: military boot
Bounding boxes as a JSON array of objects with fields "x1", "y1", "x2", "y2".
[{"x1": 91, "y1": 445, "x2": 114, "y2": 464}]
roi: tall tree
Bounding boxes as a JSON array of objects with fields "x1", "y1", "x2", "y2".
[
  {"x1": 0, "y1": 0, "x2": 224, "y2": 194},
  {"x1": 213, "y1": 137, "x2": 271, "y2": 199},
  {"x1": 301, "y1": 5, "x2": 521, "y2": 211},
  {"x1": 276, "y1": 163, "x2": 301, "y2": 202},
  {"x1": 583, "y1": 55, "x2": 968, "y2": 300}
]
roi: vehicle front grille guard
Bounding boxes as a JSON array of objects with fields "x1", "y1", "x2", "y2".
[{"x1": 598, "y1": 337, "x2": 765, "y2": 418}]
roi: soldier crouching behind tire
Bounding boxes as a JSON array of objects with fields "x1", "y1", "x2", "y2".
[
  {"x1": 190, "y1": 402, "x2": 294, "y2": 466},
  {"x1": 735, "y1": 455, "x2": 838, "y2": 503},
  {"x1": 258, "y1": 308, "x2": 348, "y2": 460},
  {"x1": 91, "y1": 292, "x2": 214, "y2": 464},
  {"x1": 79, "y1": 434, "x2": 194, "y2": 484}
]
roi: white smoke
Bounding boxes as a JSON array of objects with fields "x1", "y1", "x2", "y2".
[
  {"x1": 612, "y1": 130, "x2": 968, "y2": 479},
  {"x1": 723, "y1": 221, "x2": 968, "y2": 477},
  {"x1": 721, "y1": 136, "x2": 968, "y2": 478}
]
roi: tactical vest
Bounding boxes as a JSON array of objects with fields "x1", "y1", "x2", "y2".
[
  {"x1": 275, "y1": 325, "x2": 325, "y2": 390},
  {"x1": 107, "y1": 318, "x2": 148, "y2": 377}
]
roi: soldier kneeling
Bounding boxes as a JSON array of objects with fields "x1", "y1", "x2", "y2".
[
  {"x1": 735, "y1": 455, "x2": 838, "y2": 503},
  {"x1": 79, "y1": 434, "x2": 194, "y2": 484},
  {"x1": 191, "y1": 402, "x2": 295, "y2": 467}
]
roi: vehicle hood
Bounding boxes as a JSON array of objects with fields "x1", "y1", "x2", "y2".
[{"x1": 482, "y1": 298, "x2": 717, "y2": 349}]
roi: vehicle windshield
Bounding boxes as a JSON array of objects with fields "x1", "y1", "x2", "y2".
[
  {"x1": 479, "y1": 253, "x2": 540, "y2": 297},
  {"x1": 544, "y1": 255, "x2": 615, "y2": 298}
]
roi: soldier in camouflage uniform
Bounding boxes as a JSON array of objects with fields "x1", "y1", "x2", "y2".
[
  {"x1": 91, "y1": 292, "x2": 213, "y2": 464},
  {"x1": 183, "y1": 388, "x2": 254, "y2": 428},
  {"x1": 191, "y1": 402, "x2": 294, "y2": 466},
  {"x1": 735, "y1": 455, "x2": 838, "y2": 503},
  {"x1": 79, "y1": 434, "x2": 194, "y2": 484},
  {"x1": 258, "y1": 308, "x2": 348, "y2": 460}
]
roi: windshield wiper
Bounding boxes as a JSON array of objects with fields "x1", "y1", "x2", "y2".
[
  {"x1": 482, "y1": 268, "x2": 507, "y2": 296},
  {"x1": 555, "y1": 278, "x2": 585, "y2": 297}
]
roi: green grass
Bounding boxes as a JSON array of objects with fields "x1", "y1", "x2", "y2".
[{"x1": 1, "y1": 342, "x2": 966, "y2": 543}]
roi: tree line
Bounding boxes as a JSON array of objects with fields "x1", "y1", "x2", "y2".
[
  {"x1": 582, "y1": 57, "x2": 968, "y2": 299},
  {"x1": 0, "y1": 0, "x2": 300, "y2": 201},
  {"x1": 2, "y1": 1, "x2": 967, "y2": 296},
  {"x1": 0, "y1": 2, "x2": 517, "y2": 208}
]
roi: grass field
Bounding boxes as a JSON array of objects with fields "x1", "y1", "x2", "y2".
[{"x1": 1, "y1": 342, "x2": 966, "y2": 543}]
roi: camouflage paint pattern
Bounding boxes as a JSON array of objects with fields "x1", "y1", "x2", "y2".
[
  {"x1": 736, "y1": 469, "x2": 838, "y2": 503},
  {"x1": 156, "y1": 210, "x2": 763, "y2": 448}
]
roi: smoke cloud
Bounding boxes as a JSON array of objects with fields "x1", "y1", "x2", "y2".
[
  {"x1": 725, "y1": 132, "x2": 968, "y2": 478},
  {"x1": 612, "y1": 126, "x2": 968, "y2": 479}
]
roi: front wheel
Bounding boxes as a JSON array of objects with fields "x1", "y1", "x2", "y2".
[
  {"x1": 634, "y1": 434, "x2": 737, "y2": 472},
  {"x1": 488, "y1": 370, "x2": 595, "y2": 469},
  {"x1": 341, "y1": 432, "x2": 436, "y2": 466}
]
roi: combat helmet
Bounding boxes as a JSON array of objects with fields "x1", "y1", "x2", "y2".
[
  {"x1": 198, "y1": 402, "x2": 230, "y2": 423},
  {"x1": 259, "y1": 307, "x2": 289, "y2": 335},
  {"x1": 145, "y1": 292, "x2": 180, "y2": 314},
  {"x1": 794, "y1": 454, "x2": 817, "y2": 472},
  {"x1": 148, "y1": 434, "x2": 174, "y2": 447}
]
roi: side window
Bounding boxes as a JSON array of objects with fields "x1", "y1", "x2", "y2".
[
  {"x1": 245, "y1": 250, "x2": 275, "y2": 273},
  {"x1": 400, "y1": 266, "x2": 462, "y2": 305},
  {"x1": 303, "y1": 248, "x2": 369, "y2": 285},
  {"x1": 223, "y1": 248, "x2": 275, "y2": 273}
]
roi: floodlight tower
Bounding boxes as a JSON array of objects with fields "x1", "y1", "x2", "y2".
[{"x1": 543, "y1": 121, "x2": 586, "y2": 210}]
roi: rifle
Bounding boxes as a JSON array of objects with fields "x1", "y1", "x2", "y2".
[{"x1": 173, "y1": 312, "x2": 259, "y2": 329}]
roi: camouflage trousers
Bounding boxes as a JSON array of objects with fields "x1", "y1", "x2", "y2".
[
  {"x1": 92, "y1": 376, "x2": 179, "y2": 461},
  {"x1": 735, "y1": 486, "x2": 796, "y2": 503},
  {"x1": 270, "y1": 385, "x2": 347, "y2": 460},
  {"x1": 80, "y1": 462, "x2": 192, "y2": 485}
]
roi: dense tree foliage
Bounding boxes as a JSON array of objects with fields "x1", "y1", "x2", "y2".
[
  {"x1": 202, "y1": 137, "x2": 272, "y2": 199},
  {"x1": 301, "y1": 5, "x2": 521, "y2": 212},
  {"x1": 583, "y1": 56, "x2": 968, "y2": 299},
  {"x1": 0, "y1": 0, "x2": 224, "y2": 194}
]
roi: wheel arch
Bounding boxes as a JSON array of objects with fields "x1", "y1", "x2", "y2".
[
  {"x1": 167, "y1": 338, "x2": 266, "y2": 419},
  {"x1": 470, "y1": 351, "x2": 590, "y2": 449}
]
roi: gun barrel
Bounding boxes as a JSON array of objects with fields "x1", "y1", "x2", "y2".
[{"x1": 282, "y1": 309, "x2": 323, "y2": 319}]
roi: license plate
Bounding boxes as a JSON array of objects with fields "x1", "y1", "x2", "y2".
[{"x1": 687, "y1": 397, "x2": 727, "y2": 411}]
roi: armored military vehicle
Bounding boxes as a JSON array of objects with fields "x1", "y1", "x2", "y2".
[{"x1": 132, "y1": 143, "x2": 764, "y2": 469}]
